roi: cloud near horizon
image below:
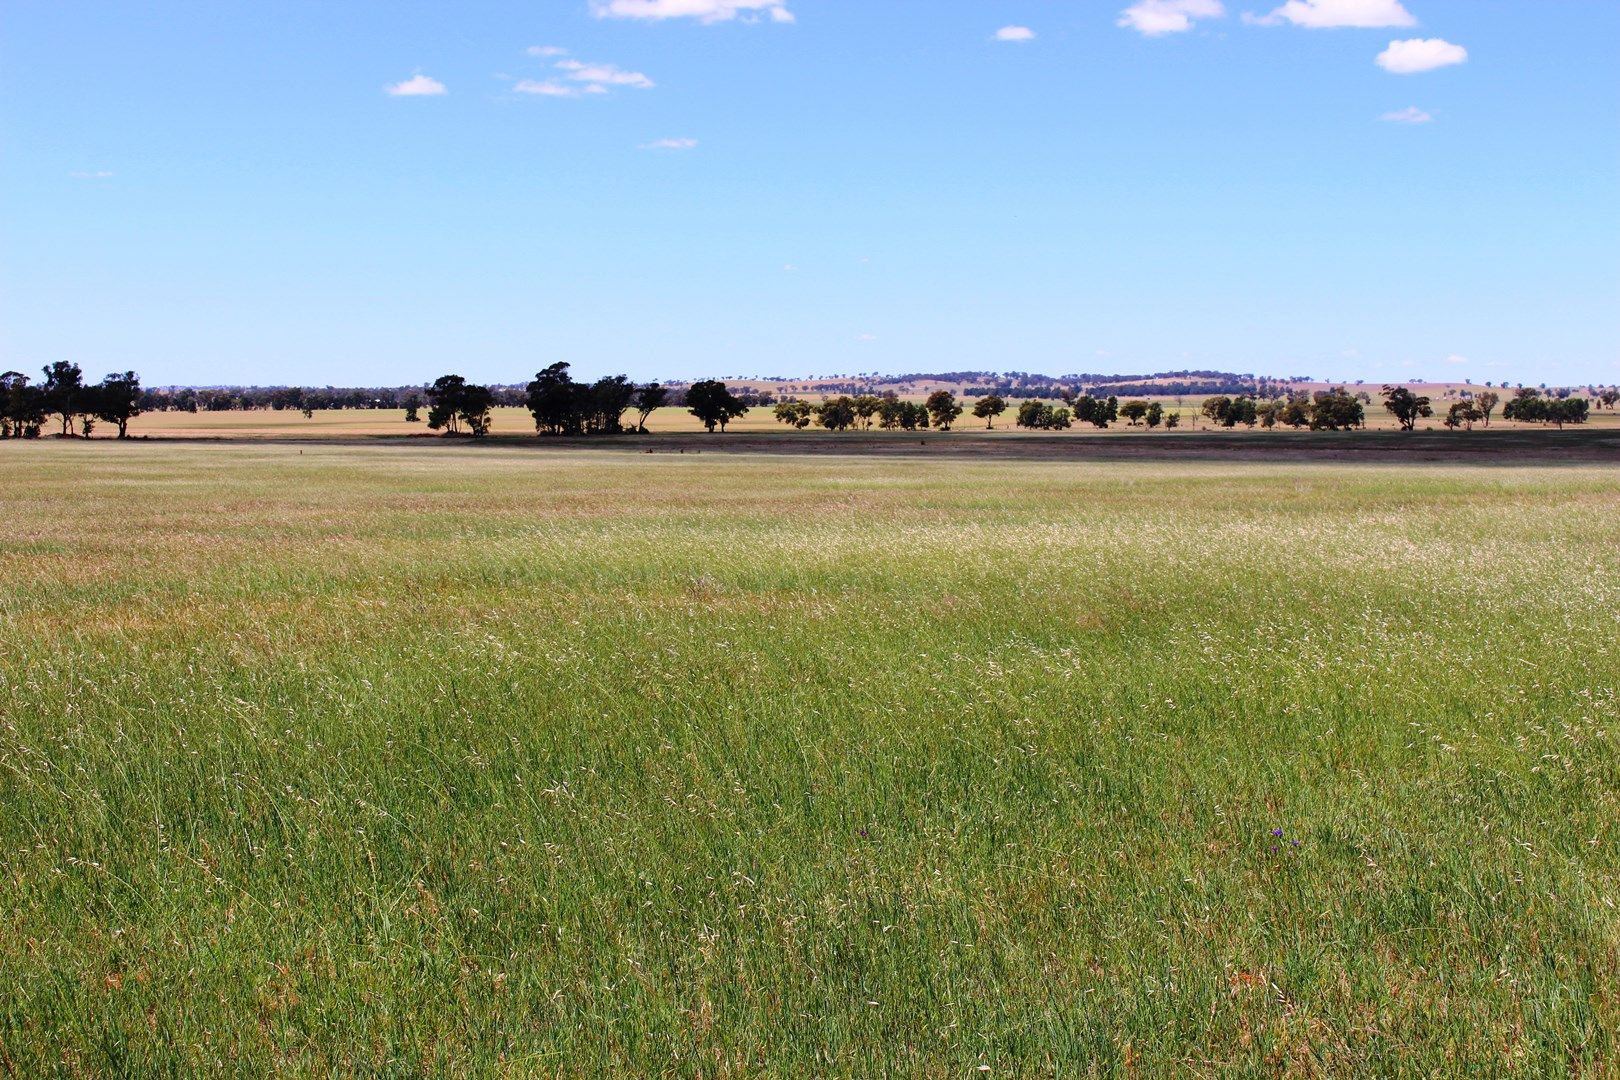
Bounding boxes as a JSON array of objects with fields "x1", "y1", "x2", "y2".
[
  {"x1": 1376, "y1": 37, "x2": 1467, "y2": 73},
  {"x1": 1246, "y1": 0, "x2": 1416, "y2": 28},
  {"x1": 384, "y1": 74, "x2": 447, "y2": 96},
  {"x1": 1117, "y1": 0, "x2": 1226, "y2": 37},
  {"x1": 590, "y1": 0, "x2": 793, "y2": 23}
]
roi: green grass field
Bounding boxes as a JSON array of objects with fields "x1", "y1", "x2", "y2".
[{"x1": 2, "y1": 440, "x2": 1617, "y2": 1075}]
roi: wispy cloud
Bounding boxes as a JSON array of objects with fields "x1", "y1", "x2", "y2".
[
  {"x1": 69, "y1": 170, "x2": 115, "y2": 179},
  {"x1": 556, "y1": 59, "x2": 655, "y2": 89},
  {"x1": 1246, "y1": 0, "x2": 1415, "y2": 28},
  {"x1": 385, "y1": 74, "x2": 447, "y2": 96},
  {"x1": 514, "y1": 80, "x2": 588, "y2": 97},
  {"x1": 1117, "y1": 0, "x2": 1225, "y2": 36},
  {"x1": 591, "y1": 0, "x2": 794, "y2": 23},
  {"x1": 1376, "y1": 37, "x2": 1467, "y2": 73},
  {"x1": 994, "y1": 25, "x2": 1036, "y2": 42},
  {"x1": 513, "y1": 56, "x2": 655, "y2": 97},
  {"x1": 641, "y1": 137, "x2": 698, "y2": 150},
  {"x1": 1379, "y1": 105, "x2": 1433, "y2": 123}
]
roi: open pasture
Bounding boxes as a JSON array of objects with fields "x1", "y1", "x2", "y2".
[
  {"x1": 118, "y1": 401, "x2": 1620, "y2": 440},
  {"x1": 1, "y1": 441, "x2": 1617, "y2": 1075}
]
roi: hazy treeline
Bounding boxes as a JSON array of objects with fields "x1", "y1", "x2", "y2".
[
  {"x1": 898, "y1": 368, "x2": 1301, "y2": 399},
  {"x1": 963, "y1": 376, "x2": 1296, "y2": 400},
  {"x1": 142, "y1": 384, "x2": 472, "y2": 413}
]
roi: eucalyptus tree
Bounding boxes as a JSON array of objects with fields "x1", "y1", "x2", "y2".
[
  {"x1": 91, "y1": 371, "x2": 144, "y2": 438},
  {"x1": 972, "y1": 394, "x2": 1006, "y2": 429},
  {"x1": 686, "y1": 380, "x2": 748, "y2": 432},
  {"x1": 41, "y1": 361, "x2": 83, "y2": 437},
  {"x1": 924, "y1": 390, "x2": 962, "y2": 431},
  {"x1": 634, "y1": 383, "x2": 669, "y2": 432},
  {"x1": 1381, "y1": 385, "x2": 1433, "y2": 431}
]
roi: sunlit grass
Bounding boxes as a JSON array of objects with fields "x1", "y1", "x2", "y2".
[
  {"x1": 119, "y1": 402, "x2": 1620, "y2": 439},
  {"x1": 1, "y1": 441, "x2": 1616, "y2": 1075}
]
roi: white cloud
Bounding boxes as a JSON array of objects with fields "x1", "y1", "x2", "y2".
[
  {"x1": 1376, "y1": 37, "x2": 1467, "y2": 73},
  {"x1": 994, "y1": 25, "x2": 1036, "y2": 42},
  {"x1": 69, "y1": 170, "x2": 114, "y2": 179},
  {"x1": 642, "y1": 137, "x2": 698, "y2": 149},
  {"x1": 1117, "y1": 0, "x2": 1225, "y2": 36},
  {"x1": 1445, "y1": 354, "x2": 1468, "y2": 365},
  {"x1": 527, "y1": 45, "x2": 568, "y2": 57},
  {"x1": 514, "y1": 79, "x2": 582, "y2": 97},
  {"x1": 515, "y1": 58, "x2": 655, "y2": 97},
  {"x1": 856, "y1": 333, "x2": 876, "y2": 342},
  {"x1": 1247, "y1": 0, "x2": 1415, "y2": 28},
  {"x1": 385, "y1": 74, "x2": 447, "y2": 96},
  {"x1": 1379, "y1": 105, "x2": 1432, "y2": 123},
  {"x1": 591, "y1": 0, "x2": 794, "y2": 23},
  {"x1": 556, "y1": 59, "x2": 655, "y2": 89}
]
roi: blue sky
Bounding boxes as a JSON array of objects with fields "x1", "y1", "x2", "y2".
[{"x1": 2, "y1": 0, "x2": 1616, "y2": 387}]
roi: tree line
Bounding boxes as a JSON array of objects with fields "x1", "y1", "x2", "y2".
[
  {"x1": 770, "y1": 391, "x2": 1184, "y2": 433},
  {"x1": 1499, "y1": 390, "x2": 1590, "y2": 428},
  {"x1": 417, "y1": 365, "x2": 755, "y2": 438},
  {"x1": 1197, "y1": 386, "x2": 1594, "y2": 431},
  {"x1": 1, "y1": 361, "x2": 1605, "y2": 441},
  {"x1": 1, "y1": 363, "x2": 145, "y2": 439},
  {"x1": 772, "y1": 391, "x2": 965, "y2": 432},
  {"x1": 1197, "y1": 388, "x2": 1369, "y2": 430}
]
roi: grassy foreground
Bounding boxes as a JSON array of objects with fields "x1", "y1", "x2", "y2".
[{"x1": 1, "y1": 442, "x2": 1616, "y2": 1076}]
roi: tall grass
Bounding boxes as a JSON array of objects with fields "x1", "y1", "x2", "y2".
[{"x1": 1, "y1": 442, "x2": 1616, "y2": 1075}]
